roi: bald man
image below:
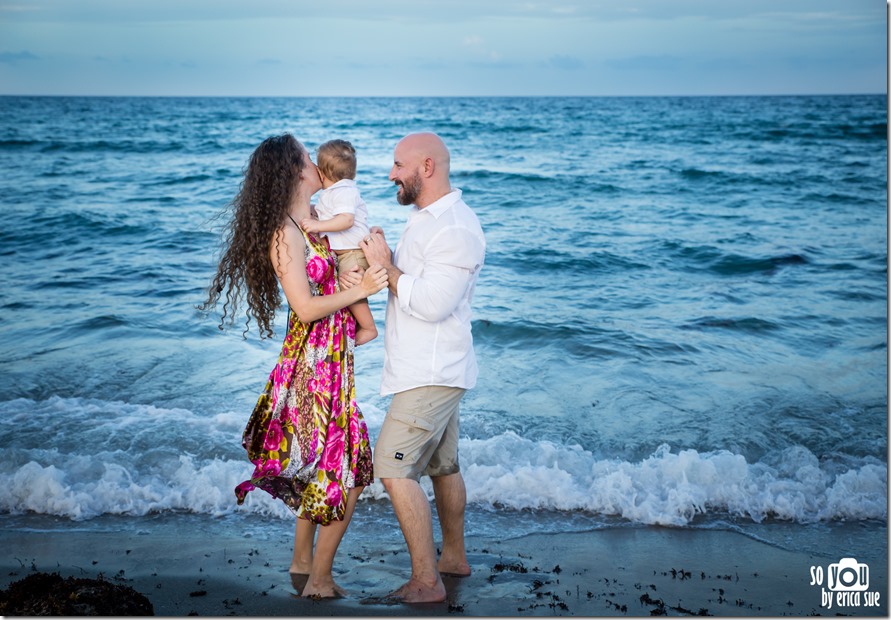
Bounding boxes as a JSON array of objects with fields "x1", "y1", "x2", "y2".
[{"x1": 360, "y1": 133, "x2": 486, "y2": 603}]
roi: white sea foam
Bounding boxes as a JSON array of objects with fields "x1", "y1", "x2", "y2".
[{"x1": 0, "y1": 399, "x2": 886, "y2": 524}]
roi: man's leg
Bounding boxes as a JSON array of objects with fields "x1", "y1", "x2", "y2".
[
  {"x1": 381, "y1": 477, "x2": 446, "y2": 603},
  {"x1": 374, "y1": 386, "x2": 464, "y2": 602},
  {"x1": 431, "y1": 472, "x2": 471, "y2": 576}
]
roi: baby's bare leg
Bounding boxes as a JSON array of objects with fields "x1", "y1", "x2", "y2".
[{"x1": 350, "y1": 300, "x2": 377, "y2": 345}]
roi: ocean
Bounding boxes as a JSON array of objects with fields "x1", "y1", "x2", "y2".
[{"x1": 0, "y1": 95, "x2": 886, "y2": 566}]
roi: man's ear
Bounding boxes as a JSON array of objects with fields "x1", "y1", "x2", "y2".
[{"x1": 423, "y1": 157, "x2": 435, "y2": 177}]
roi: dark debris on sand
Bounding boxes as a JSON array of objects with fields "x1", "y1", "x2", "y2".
[{"x1": 0, "y1": 571, "x2": 154, "y2": 616}]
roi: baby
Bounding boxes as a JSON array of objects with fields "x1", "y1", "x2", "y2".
[{"x1": 301, "y1": 139, "x2": 377, "y2": 345}]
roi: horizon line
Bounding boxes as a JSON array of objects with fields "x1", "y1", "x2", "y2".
[{"x1": 0, "y1": 92, "x2": 885, "y2": 99}]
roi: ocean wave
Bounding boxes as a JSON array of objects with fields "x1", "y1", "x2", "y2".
[
  {"x1": 453, "y1": 168, "x2": 621, "y2": 193},
  {"x1": 489, "y1": 245, "x2": 650, "y2": 274},
  {"x1": 682, "y1": 316, "x2": 782, "y2": 333},
  {"x1": 39, "y1": 139, "x2": 187, "y2": 154},
  {"x1": 0, "y1": 399, "x2": 884, "y2": 525},
  {"x1": 471, "y1": 318, "x2": 626, "y2": 359},
  {"x1": 662, "y1": 242, "x2": 811, "y2": 276},
  {"x1": 458, "y1": 436, "x2": 886, "y2": 526},
  {"x1": 0, "y1": 139, "x2": 42, "y2": 150}
]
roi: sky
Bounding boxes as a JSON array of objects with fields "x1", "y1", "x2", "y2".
[{"x1": 0, "y1": 0, "x2": 886, "y2": 97}]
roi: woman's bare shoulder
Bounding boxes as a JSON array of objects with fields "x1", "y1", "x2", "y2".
[{"x1": 270, "y1": 219, "x2": 306, "y2": 271}]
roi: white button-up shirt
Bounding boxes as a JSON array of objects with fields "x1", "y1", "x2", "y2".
[{"x1": 380, "y1": 189, "x2": 486, "y2": 396}]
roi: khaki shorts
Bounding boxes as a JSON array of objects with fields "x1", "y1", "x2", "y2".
[
  {"x1": 373, "y1": 385, "x2": 466, "y2": 481},
  {"x1": 336, "y1": 249, "x2": 369, "y2": 274}
]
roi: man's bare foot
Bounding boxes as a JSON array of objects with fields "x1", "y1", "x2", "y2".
[
  {"x1": 355, "y1": 327, "x2": 377, "y2": 346},
  {"x1": 386, "y1": 577, "x2": 446, "y2": 603}
]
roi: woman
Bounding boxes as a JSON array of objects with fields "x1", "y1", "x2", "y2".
[{"x1": 201, "y1": 133, "x2": 387, "y2": 598}]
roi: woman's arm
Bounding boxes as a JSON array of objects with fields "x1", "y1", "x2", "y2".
[{"x1": 271, "y1": 224, "x2": 386, "y2": 324}]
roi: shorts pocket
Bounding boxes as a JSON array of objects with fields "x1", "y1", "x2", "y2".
[{"x1": 389, "y1": 410, "x2": 435, "y2": 432}]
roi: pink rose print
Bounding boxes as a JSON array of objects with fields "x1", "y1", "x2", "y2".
[
  {"x1": 325, "y1": 480, "x2": 343, "y2": 507},
  {"x1": 310, "y1": 429, "x2": 319, "y2": 455},
  {"x1": 235, "y1": 480, "x2": 255, "y2": 498},
  {"x1": 263, "y1": 419, "x2": 284, "y2": 451},
  {"x1": 257, "y1": 459, "x2": 282, "y2": 478},
  {"x1": 306, "y1": 256, "x2": 328, "y2": 283},
  {"x1": 283, "y1": 404, "x2": 299, "y2": 425},
  {"x1": 308, "y1": 324, "x2": 327, "y2": 348},
  {"x1": 349, "y1": 413, "x2": 360, "y2": 446},
  {"x1": 319, "y1": 424, "x2": 345, "y2": 477},
  {"x1": 273, "y1": 358, "x2": 296, "y2": 385},
  {"x1": 345, "y1": 315, "x2": 356, "y2": 339}
]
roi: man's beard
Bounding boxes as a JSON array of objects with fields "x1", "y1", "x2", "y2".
[{"x1": 395, "y1": 171, "x2": 422, "y2": 206}]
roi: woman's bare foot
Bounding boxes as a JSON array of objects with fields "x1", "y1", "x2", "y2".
[
  {"x1": 438, "y1": 558, "x2": 471, "y2": 577},
  {"x1": 301, "y1": 576, "x2": 346, "y2": 599},
  {"x1": 289, "y1": 572, "x2": 309, "y2": 594},
  {"x1": 289, "y1": 559, "x2": 312, "y2": 575},
  {"x1": 355, "y1": 326, "x2": 377, "y2": 346},
  {"x1": 386, "y1": 577, "x2": 446, "y2": 603}
]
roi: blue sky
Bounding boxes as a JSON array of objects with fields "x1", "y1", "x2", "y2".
[{"x1": 0, "y1": 0, "x2": 886, "y2": 96}]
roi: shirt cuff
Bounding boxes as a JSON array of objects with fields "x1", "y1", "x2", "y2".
[{"x1": 396, "y1": 273, "x2": 415, "y2": 314}]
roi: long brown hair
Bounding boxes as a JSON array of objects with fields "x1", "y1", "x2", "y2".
[{"x1": 200, "y1": 133, "x2": 306, "y2": 338}]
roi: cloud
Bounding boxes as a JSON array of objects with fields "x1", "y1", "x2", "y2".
[
  {"x1": 0, "y1": 50, "x2": 38, "y2": 63},
  {"x1": 0, "y1": 0, "x2": 882, "y2": 96},
  {"x1": 462, "y1": 35, "x2": 502, "y2": 62},
  {"x1": 548, "y1": 55, "x2": 584, "y2": 70},
  {"x1": 606, "y1": 55, "x2": 684, "y2": 71}
]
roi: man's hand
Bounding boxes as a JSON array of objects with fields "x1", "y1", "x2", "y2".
[
  {"x1": 360, "y1": 229, "x2": 402, "y2": 296},
  {"x1": 360, "y1": 231, "x2": 392, "y2": 268}
]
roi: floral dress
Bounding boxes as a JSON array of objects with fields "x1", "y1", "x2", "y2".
[{"x1": 234, "y1": 228, "x2": 373, "y2": 525}]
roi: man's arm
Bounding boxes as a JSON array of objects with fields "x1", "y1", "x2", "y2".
[{"x1": 363, "y1": 227, "x2": 483, "y2": 322}]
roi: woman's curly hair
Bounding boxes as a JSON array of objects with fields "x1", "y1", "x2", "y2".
[{"x1": 200, "y1": 133, "x2": 307, "y2": 339}]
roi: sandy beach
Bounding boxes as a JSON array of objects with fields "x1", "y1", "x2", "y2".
[{"x1": 2, "y1": 514, "x2": 885, "y2": 617}]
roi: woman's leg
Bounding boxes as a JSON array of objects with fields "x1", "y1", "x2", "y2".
[
  {"x1": 290, "y1": 518, "x2": 317, "y2": 575},
  {"x1": 301, "y1": 486, "x2": 364, "y2": 598}
]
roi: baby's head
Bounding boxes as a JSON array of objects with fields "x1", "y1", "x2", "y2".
[{"x1": 316, "y1": 139, "x2": 357, "y2": 187}]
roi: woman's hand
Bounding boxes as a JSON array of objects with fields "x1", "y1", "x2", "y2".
[
  {"x1": 339, "y1": 265, "x2": 362, "y2": 290},
  {"x1": 359, "y1": 264, "x2": 388, "y2": 296}
]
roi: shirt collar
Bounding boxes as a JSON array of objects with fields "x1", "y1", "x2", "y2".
[
  {"x1": 328, "y1": 178, "x2": 356, "y2": 190},
  {"x1": 416, "y1": 189, "x2": 462, "y2": 219}
]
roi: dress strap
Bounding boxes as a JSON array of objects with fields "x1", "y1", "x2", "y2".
[{"x1": 286, "y1": 213, "x2": 300, "y2": 229}]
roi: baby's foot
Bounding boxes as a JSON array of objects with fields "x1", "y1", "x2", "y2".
[{"x1": 355, "y1": 326, "x2": 378, "y2": 346}]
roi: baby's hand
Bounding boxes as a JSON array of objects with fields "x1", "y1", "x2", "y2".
[{"x1": 300, "y1": 218, "x2": 319, "y2": 233}]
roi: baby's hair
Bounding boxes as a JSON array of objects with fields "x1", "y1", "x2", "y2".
[{"x1": 317, "y1": 139, "x2": 357, "y2": 182}]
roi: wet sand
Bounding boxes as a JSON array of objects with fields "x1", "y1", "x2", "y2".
[{"x1": 1, "y1": 519, "x2": 886, "y2": 616}]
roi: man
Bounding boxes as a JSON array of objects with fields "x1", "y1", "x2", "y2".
[{"x1": 360, "y1": 132, "x2": 486, "y2": 603}]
